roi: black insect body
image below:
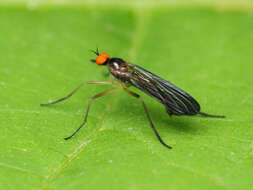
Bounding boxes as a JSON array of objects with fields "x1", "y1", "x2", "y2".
[{"x1": 41, "y1": 48, "x2": 225, "y2": 149}]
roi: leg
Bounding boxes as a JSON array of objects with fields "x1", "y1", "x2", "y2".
[
  {"x1": 64, "y1": 86, "x2": 120, "y2": 140},
  {"x1": 122, "y1": 87, "x2": 172, "y2": 149},
  {"x1": 199, "y1": 112, "x2": 226, "y2": 118},
  {"x1": 40, "y1": 81, "x2": 114, "y2": 106}
]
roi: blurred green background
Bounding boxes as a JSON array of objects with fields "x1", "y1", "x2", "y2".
[{"x1": 0, "y1": 0, "x2": 253, "y2": 190}]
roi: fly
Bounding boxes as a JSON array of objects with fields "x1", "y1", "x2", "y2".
[{"x1": 41, "y1": 48, "x2": 225, "y2": 149}]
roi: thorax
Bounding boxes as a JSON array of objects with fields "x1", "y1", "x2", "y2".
[{"x1": 107, "y1": 58, "x2": 131, "y2": 83}]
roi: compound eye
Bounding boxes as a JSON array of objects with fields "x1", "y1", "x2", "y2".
[
  {"x1": 95, "y1": 53, "x2": 110, "y2": 65},
  {"x1": 96, "y1": 55, "x2": 107, "y2": 65},
  {"x1": 100, "y1": 53, "x2": 110, "y2": 59}
]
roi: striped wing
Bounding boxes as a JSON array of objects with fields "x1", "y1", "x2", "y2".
[{"x1": 128, "y1": 63, "x2": 200, "y2": 116}]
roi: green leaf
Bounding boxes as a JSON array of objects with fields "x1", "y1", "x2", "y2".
[{"x1": 1, "y1": 3, "x2": 253, "y2": 190}]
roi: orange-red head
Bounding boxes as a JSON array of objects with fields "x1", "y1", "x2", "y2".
[{"x1": 90, "y1": 48, "x2": 110, "y2": 66}]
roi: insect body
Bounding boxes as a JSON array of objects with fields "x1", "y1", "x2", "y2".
[{"x1": 41, "y1": 48, "x2": 225, "y2": 149}]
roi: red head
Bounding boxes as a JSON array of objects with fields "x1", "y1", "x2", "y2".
[{"x1": 90, "y1": 48, "x2": 110, "y2": 66}]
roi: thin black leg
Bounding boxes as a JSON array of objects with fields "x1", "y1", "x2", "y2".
[
  {"x1": 122, "y1": 86, "x2": 172, "y2": 149},
  {"x1": 64, "y1": 86, "x2": 120, "y2": 140},
  {"x1": 40, "y1": 81, "x2": 114, "y2": 106}
]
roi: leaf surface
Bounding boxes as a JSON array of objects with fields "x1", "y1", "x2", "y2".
[{"x1": 0, "y1": 3, "x2": 253, "y2": 190}]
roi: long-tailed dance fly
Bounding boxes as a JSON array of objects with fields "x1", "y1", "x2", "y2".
[{"x1": 41, "y1": 48, "x2": 225, "y2": 149}]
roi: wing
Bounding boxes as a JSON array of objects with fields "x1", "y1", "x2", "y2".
[{"x1": 127, "y1": 63, "x2": 200, "y2": 116}]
